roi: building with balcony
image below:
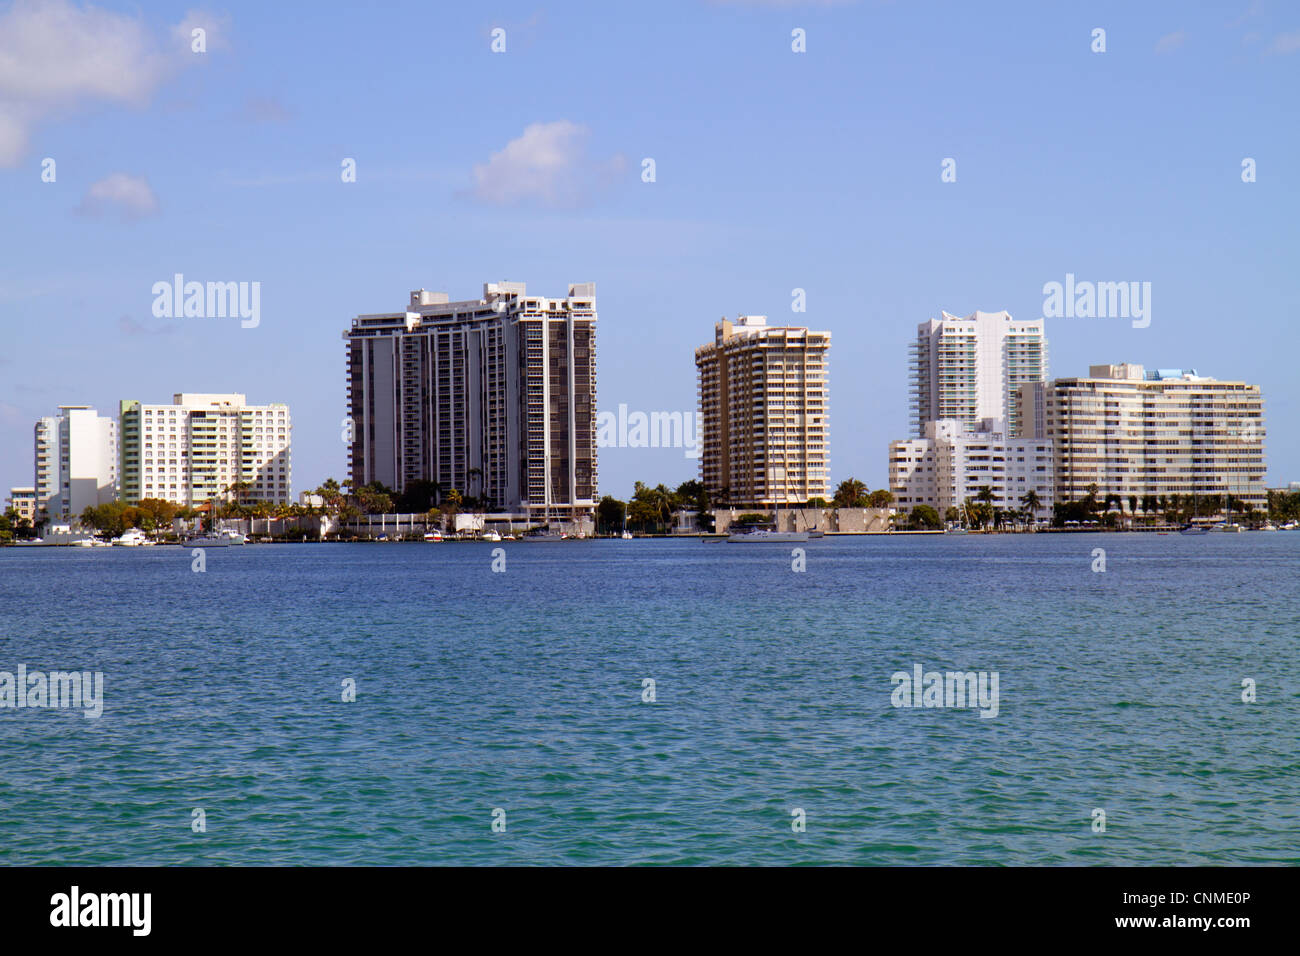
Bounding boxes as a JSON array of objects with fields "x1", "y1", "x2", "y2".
[
  {"x1": 33, "y1": 405, "x2": 118, "y2": 522},
  {"x1": 6, "y1": 487, "x2": 36, "y2": 525},
  {"x1": 695, "y1": 315, "x2": 830, "y2": 507},
  {"x1": 890, "y1": 418, "x2": 1054, "y2": 522},
  {"x1": 1035, "y1": 364, "x2": 1266, "y2": 512},
  {"x1": 910, "y1": 310, "x2": 1047, "y2": 438},
  {"x1": 343, "y1": 281, "x2": 597, "y2": 524},
  {"x1": 119, "y1": 394, "x2": 292, "y2": 505}
]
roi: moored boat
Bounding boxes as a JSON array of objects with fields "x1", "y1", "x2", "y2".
[{"x1": 188, "y1": 529, "x2": 247, "y2": 547}]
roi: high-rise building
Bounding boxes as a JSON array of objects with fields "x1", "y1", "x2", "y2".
[
  {"x1": 695, "y1": 315, "x2": 830, "y2": 507},
  {"x1": 33, "y1": 405, "x2": 118, "y2": 522},
  {"x1": 119, "y1": 394, "x2": 292, "y2": 506},
  {"x1": 344, "y1": 282, "x2": 597, "y2": 522},
  {"x1": 889, "y1": 418, "x2": 1054, "y2": 522},
  {"x1": 910, "y1": 310, "x2": 1047, "y2": 437},
  {"x1": 1038, "y1": 364, "x2": 1266, "y2": 511}
]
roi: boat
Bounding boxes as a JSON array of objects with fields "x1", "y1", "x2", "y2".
[
  {"x1": 1207, "y1": 523, "x2": 1243, "y2": 533},
  {"x1": 1179, "y1": 524, "x2": 1208, "y2": 535},
  {"x1": 15, "y1": 524, "x2": 97, "y2": 547},
  {"x1": 946, "y1": 526, "x2": 968, "y2": 535},
  {"x1": 188, "y1": 529, "x2": 247, "y2": 547},
  {"x1": 112, "y1": 528, "x2": 150, "y2": 547},
  {"x1": 621, "y1": 530, "x2": 633, "y2": 540},
  {"x1": 423, "y1": 531, "x2": 443, "y2": 542},
  {"x1": 1258, "y1": 523, "x2": 1279, "y2": 532},
  {"x1": 502, "y1": 534, "x2": 516, "y2": 541},
  {"x1": 482, "y1": 530, "x2": 501, "y2": 542},
  {"x1": 727, "y1": 526, "x2": 809, "y2": 543},
  {"x1": 521, "y1": 473, "x2": 572, "y2": 541}
]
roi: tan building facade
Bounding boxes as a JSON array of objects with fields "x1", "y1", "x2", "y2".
[
  {"x1": 1036, "y1": 364, "x2": 1266, "y2": 512},
  {"x1": 695, "y1": 315, "x2": 830, "y2": 507}
]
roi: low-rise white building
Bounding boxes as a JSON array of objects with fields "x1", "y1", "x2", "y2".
[{"x1": 890, "y1": 418, "x2": 1054, "y2": 523}]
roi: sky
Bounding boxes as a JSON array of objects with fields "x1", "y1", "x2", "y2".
[{"x1": 1, "y1": 0, "x2": 1298, "y2": 502}]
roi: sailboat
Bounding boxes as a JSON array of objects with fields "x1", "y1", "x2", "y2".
[
  {"x1": 521, "y1": 471, "x2": 567, "y2": 541},
  {"x1": 1179, "y1": 488, "x2": 1207, "y2": 534}
]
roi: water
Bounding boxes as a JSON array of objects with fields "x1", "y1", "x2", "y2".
[{"x1": 1, "y1": 533, "x2": 1296, "y2": 865}]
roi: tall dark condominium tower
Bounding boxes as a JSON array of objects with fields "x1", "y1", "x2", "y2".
[{"x1": 344, "y1": 281, "x2": 597, "y2": 522}]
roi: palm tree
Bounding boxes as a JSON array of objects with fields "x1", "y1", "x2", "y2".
[
  {"x1": 1019, "y1": 489, "x2": 1042, "y2": 526},
  {"x1": 834, "y1": 478, "x2": 868, "y2": 508}
]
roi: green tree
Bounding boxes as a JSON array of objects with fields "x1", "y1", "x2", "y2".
[
  {"x1": 909, "y1": 504, "x2": 942, "y2": 529},
  {"x1": 866, "y1": 489, "x2": 895, "y2": 509},
  {"x1": 833, "y1": 478, "x2": 868, "y2": 508},
  {"x1": 1019, "y1": 489, "x2": 1042, "y2": 524},
  {"x1": 597, "y1": 495, "x2": 626, "y2": 534}
]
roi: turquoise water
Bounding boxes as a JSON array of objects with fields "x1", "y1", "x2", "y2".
[{"x1": 0, "y1": 534, "x2": 1296, "y2": 865}]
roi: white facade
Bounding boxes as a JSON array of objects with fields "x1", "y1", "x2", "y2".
[
  {"x1": 119, "y1": 394, "x2": 292, "y2": 505},
  {"x1": 910, "y1": 310, "x2": 1048, "y2": 438},
  {"x1": 33, "y1": 406, "x2": 118, "y2": 521},
  {"x1": 890, "y1": 418, "x2": 1054, "y2": 522}
]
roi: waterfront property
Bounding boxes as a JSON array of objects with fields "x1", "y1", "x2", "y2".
[
  {"x1": 1029, "y1": 364, "x2": 1266, "y2": 513},
  {"x1": 890, "y1": 418, "x2": 1054, "y2": 522},
  {"x1": 33, "y1": 405, "x2": 118, "y2": 523},
  {"x1": 695, "y1": 315, "x2": 830, "y2": 508},
  {"x1": 6, "y1": 487, "x2": 36, "y2": 525},
  {"x1": 118, "y1": 394, "x2": 293, "y2": 506},
  {"x1": 344, "y1": 282, "x2": 597, "y2": 526}
]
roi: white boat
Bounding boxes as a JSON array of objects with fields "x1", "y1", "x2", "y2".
[
  {"x1": 189, "y1": 529, "x2": 247, "y2": 547},
  {"x1": 1259, "y1": 524, "x2": 1279, "y2": 532},
  {"x1": 727, "y1": 528, "x2": 809, "y2": 543},
  {"x1": 482, "y1": 530, "x2": 501, "y2": 542},
  {"x1": 16, "y1": 524, "x2": 97, "y2": 547},
  {"x1": 1208, "y1": 523, "x2": 1243, "y2": 533},
  {"x1": 621, "y1": 530, "x2": 633, "y2": 540},
  {"x1": 502, "y1": 534, "x2": 516, "y2": 541},
  {"x1": 112, "y1": 528, "x2": 150, "y2": 547},
  {"x1": 423, "y1": 531, "x2": 443, "y2": 542}
]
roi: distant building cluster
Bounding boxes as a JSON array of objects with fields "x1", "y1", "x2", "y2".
[
  {"x1": 891, "y1": 311, "x2": 1266, "y2": 522},
  {"x1": 21, "y1": 394, "x2": 292, "y2": 524},
  {"x1": 4, "y1": 282, "x2": 1276, "y2": 533}
]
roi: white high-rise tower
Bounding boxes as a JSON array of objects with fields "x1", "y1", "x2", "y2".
[{"x1": 909, "y1": 310, "x2": 1047, "y2": 438}]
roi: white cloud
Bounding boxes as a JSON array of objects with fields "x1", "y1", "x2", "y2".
[
  {"x1": 469, "y1": 120, "x2": 625, "y2": 208},
  {"x1": 0, "y1": 1, "x2": 224, "y2": 166},
  {"x1": 1155, "y1": 31, "x2": 1187, "y2": 54},
  {"x1": 77, "y1": 172, "x2": 159, "y2": 220},
  {"x1": 1267, "y1": 31, "x2": 1300, "y2": 55}
]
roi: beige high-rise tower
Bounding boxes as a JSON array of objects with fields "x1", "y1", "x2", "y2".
[{"x1": 695, "y1": 316, "x2": 830, "y2": 508}]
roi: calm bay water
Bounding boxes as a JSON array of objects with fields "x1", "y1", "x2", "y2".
[{"x1": 1, "y1": 533, "x2": 1296, "y2": 865}]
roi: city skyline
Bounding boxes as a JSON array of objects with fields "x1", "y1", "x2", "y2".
[{"x1": 2, "y1": 1, "x2": 1298, "y2": 499}]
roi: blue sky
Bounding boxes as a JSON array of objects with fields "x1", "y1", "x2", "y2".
[{"x1": 2, "y1": 0, "x2": 1297, "y2": 500}]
